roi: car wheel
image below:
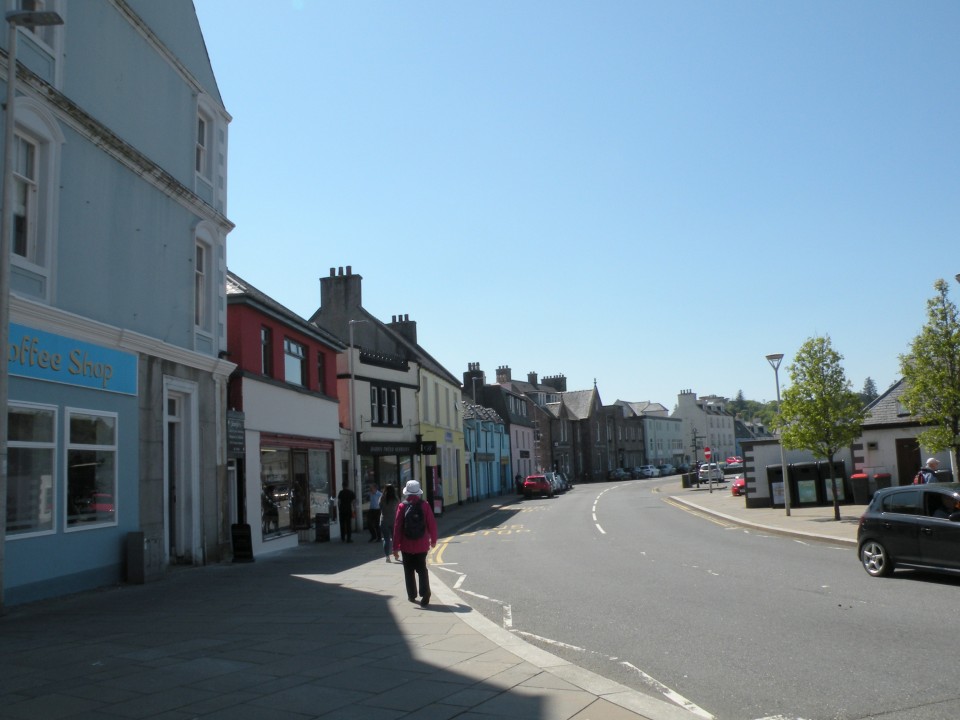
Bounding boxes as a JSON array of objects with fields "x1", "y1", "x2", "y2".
[{"x1": 860, "y1": 540, "x2": 893, "y2": 577}]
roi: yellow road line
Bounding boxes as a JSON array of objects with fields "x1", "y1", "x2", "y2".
[{"x1": 663, "y1": 496, "x2": 733, "y2": 528}]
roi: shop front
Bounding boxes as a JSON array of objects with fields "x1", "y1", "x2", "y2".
[
  {"x1": 5, "y1": 323, "x2": 139, "y2": 605},
  {"x1": 259, "y1": 434, "x2": 334, "y2": 544}
]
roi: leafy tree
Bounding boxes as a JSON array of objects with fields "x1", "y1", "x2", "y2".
[
  {"x1": 899, "y1": 279, "x2": 960, "y2": 481},
  {"x1": 859, "y1": 377, "x2": 878, "y2": 406},
  {"x1": 776, "y1": 335, "x2": 865, "y2": 521}
]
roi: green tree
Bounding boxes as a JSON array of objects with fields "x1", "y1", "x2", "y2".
[
  {"x1": 899, "y1": 279, "x2": 960, "y2": 481},
  {"x1": 776, "y1": 336, "x2": 865, "y2": 520},
  {"x1": 729, "y1": 389, "x2": 746, "y2": 417},
  {"x1": 859, "y1": 377, "x2": 878, "y2": 406}
]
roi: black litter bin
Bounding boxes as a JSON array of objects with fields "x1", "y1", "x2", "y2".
[
  {"x1": 766, "y1": 464, "x2": 785, "y2": 508},
  {"x1": 818, "y1": 460, "x2": 848, "y2": 504},
  {"x1": 849, "y1": 473, "x2": 870, "y2": 505},
  {"x1": 873, "y1": 473, "x2": 892, "y2": 492},
  {"x1": 314, "y1": 513, "x2": 330, "y2": 542},
  {"x1": 791, "y1": 462, "x2": 820, "y2": 506}
]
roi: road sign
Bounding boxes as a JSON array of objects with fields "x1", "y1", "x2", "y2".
[{"x1": 704, "y1": 447, "x2": 712, "y2": 461}]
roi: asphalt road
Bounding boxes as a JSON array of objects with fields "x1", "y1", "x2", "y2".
[{"x1": 431, "y1": 478, "x2": 960, "y2": 720}]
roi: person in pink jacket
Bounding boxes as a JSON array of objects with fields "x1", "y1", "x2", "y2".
[{"x1": 393, "y1": 480, "x2": 438, "y2": 606}]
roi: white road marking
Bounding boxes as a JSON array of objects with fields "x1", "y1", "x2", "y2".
[
  {"x1": 514, "y1": 630, "x2": 586, "y2": 652},
  {"x1": 503, "y1": 604, "x2": 512, "y2": 628},
  {"x1": 596, "y1": 523, "x2": 606, "y2": 534},
  {"x1": 454, "y1": 575, "x2": 465, "y2": 589},
  {"x1": 620, "y1": 661, "x2": 715, "y2": 719}
]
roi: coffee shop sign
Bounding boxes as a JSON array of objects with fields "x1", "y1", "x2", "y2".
[{"x1": 8, "y1": 323, "x2": 137, "y2": 395}]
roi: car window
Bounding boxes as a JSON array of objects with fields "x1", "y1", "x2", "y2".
[{"x1": 880, "y1": 489, "x2": 922, "y2": 515}]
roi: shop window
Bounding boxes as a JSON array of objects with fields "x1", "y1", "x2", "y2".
[
  {"x1": 260, "y1": 448, "x2": 290, "y2": 536},
  {"x1": 7, "y1": 402, "x2": 56, "y2": 537},
  {"x1": 65, "y1": 410, "x2": 117, "y2": 529}
]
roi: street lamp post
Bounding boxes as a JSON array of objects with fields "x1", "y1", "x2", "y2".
[
  {"x1": 0, "y1": 8, "x2": 63, "y2": 610},
  {"x1": 347, "y1": 319, "x2": 367, "y2": 534},
  {"x1": 766, "y1": 353, "x2": 792, "y2": 516}
]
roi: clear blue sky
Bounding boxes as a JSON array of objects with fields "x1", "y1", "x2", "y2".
[{"x1": 194, "y1": 0, "x2": 959, "y2": 409}]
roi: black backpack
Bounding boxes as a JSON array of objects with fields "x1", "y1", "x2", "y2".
[{"x1": 403, "y1": 499, "x2": 426, "y2": 539}]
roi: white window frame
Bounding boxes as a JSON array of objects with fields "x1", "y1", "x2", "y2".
[
  {"x1": 283, "y1": 338, "x2": 306, "y2": 386},
  {"x1": 195, "y1": 113, "x2": 210, "y2": 180},
  {"x1": 64, "y1": 407, "x2": 118, "y2": 532},
  {"x1": 194, "y1": 241, "x2": 208, "y2": 329},
  {"x1": 7, "y1": 98, "x2": 62, "y2": 301},
  {"x1": 370, "y1": 386, "x2": 379, "y2": 425},
  {"x1": 7, "y1": 401, "x2": 56, "y2": 539}
]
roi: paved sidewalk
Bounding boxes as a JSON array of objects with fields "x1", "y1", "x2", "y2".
[
  {"x1": 0, "y1": 482, "x2": 862, "y2": 720},
  {"x1": 0, "y1": 493, "x2": 697, "y2": 720},
  {"x1": 668, "y1": 479, "x2": 864, "y2": 547}
]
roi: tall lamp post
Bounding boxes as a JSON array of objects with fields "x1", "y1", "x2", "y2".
[
  {"x1": 347, "y1": 319, "x2": 367, "y2": 533},
  {"x1": 0, "y1": 8, "x2": 64, "y2": 609},
  {"x1": 766, "y1": 353, "x2": 791, "y2": 516}
]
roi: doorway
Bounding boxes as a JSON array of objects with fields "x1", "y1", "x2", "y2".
[
  {"x1": 895, "y1": 437, "x2": 920, "y2": 486},
  {"x1": 164, "y1": 378, "x2": 200, "y2": 564}
]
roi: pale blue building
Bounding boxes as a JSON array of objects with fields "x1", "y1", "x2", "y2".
[
  {"x1": 463, "y1": 403, "x2": 511, "y2": 499},
  {"x1": 3, "y1": 1, "x2": 232, "y2": 604}
]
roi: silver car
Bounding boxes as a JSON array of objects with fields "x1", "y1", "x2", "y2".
[{"x1": 698, "y1": 463, "x2": 724, "y2": 483}]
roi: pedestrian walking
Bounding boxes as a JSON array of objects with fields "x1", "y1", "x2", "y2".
[
  {"x1": 379, "y1": 484, "x2": 398, "y2": 562},
  {"x1": 393, "y1": 480, "x2": 438, "y2": 606},
  {"x1": 337, "y1": 482, "x2": 356, "y2": 543},
  {"x1": 368, "y1": 483, "x2": 382, "y2": 542}
]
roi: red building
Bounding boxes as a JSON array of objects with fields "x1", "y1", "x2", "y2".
[{"x1": 226, "y1": 271, "x2": 345, "y2": 556}]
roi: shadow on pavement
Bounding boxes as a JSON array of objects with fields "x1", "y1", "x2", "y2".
[{"x1": 0, "y1": 545, "x2": 546, "y2": 719}]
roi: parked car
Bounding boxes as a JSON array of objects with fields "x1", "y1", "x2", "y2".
[
  {"x1": 608, "y1": 468, "x2": 631, "y2": 481},
  {"x1": 725, "y1": 456, "x2": 743, "y2": 466},
  {"x1": 657, "y1": 464, "x2": 676, "y2": 477},
  {"x1": 636, "y1": 465, "x2": 660, "y2": 478},
  {"x1": 523, "y1": 474, "x2": 554, "y2": 499},
  {"x1": 544, "y1": 471, "x2": 566, "y2": 494},
  {"x1": 698, "y1": 463, "x2": 725, "y2": 483},
  {"x1": 555, "y1": 472, "x2": 572, "y2": 491},
  {"x1": 731, "y1": 475, "x2": 746, "y2": 496},
  {"x1": 675, "y1": 463, "x2": 691, "y2": 474},
  {"x1": 857, "y1": 483, "x2": 960, "y2": 577}
]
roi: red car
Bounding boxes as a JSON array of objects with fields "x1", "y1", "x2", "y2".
[
  {"x1": 523, "y1": 474, "x2": 554, "y2": 499},
  {"x1": 731, "y1": 475, "x2": 746, "y2": 496}
]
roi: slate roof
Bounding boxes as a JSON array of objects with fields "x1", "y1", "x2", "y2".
[
  {"x1": 227, "y1": 271, "x2": 345, "y2": 350},
  {"x1": 561, "y1": 388, "x2": 600, "y2": 420},
  {"x1": 614, "y1": 400, "x2": 669, "y2": 417},
  {"x1": 862, "y1": 379, "x2": 919, "y2": 426},
  {"x1": 463, "y1": 403, "x2": 504, "y2": 424}
]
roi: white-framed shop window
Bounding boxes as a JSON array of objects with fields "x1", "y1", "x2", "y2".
[
  {"x1": 7, "y1": 401, "x2": 56, "y2": 538},
  {"x1": 64, "y1": 408, "x2": 117, "y2": 530}
]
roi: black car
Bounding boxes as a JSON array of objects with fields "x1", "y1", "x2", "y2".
[{"x1": 857, "y1": 483, "x2": 960, "y2": 577}]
